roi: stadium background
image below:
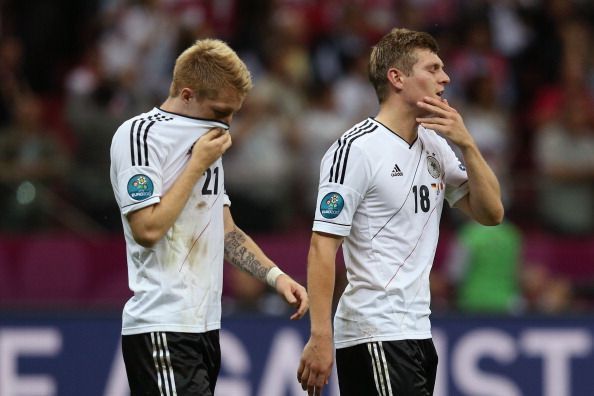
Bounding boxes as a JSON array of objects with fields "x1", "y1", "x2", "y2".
[{"x1": 0, "y1": 0, "x2": 593, "y2": 395}]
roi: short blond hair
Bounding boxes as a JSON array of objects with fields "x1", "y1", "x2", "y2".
[
  {"x1": 169, "y1": 38, "x2": 253, "y2": 99},
  {"x1": 369, "y1": 28, "x2": 439, "y2": 103}
]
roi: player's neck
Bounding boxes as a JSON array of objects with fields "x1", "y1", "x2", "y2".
[
  {"x1": 375, "y1": 102, "x2": 418, "y2": 144},
  {"x1": 160, "y1": 97, "x2": 187, "y2": 117}
]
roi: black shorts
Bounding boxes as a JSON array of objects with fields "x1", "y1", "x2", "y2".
[
  {"x1": 122, "y1": 330, "x2": 220, "y2": 396},
  {"x1": 336, "y1": 338, "x2": 438, "y2": 396}
]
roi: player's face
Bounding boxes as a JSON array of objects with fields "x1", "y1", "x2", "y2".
[
  {"x1": 190, "y1": 86, "x2": 245, "y2": 125},
  {"x1": 402, "y1": 49, "x2": 450, "y2": 113}
]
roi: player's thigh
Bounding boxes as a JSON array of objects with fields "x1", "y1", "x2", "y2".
[
  {"x1": 122, "y1": 330, "x2": 221, "y2": 396},
  {"x1": 336, "y1": 339, "x2": 438, "y2": 396}
]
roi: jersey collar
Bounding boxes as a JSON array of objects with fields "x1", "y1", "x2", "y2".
[
  {"x1": 156, "y1": 107, "x2": 230, "y2": 129},
  {"x1": 369, "y1": 117, "x2": 418, "y2": 149}
]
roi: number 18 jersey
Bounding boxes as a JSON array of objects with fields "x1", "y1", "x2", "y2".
[{"x1": 313, "y1": 117, "x2": 469, "y2": 348}]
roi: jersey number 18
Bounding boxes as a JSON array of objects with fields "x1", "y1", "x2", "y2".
[{"x1": 412, "y1": 185, "x2": 430, "y2": 213}]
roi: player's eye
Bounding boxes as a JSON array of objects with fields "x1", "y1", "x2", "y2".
[{"x1": 213, "y1": 109, "x2": 232, "y2": 119}]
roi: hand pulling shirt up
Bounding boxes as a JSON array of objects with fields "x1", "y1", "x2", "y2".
[
  {"x1": 313, "y1": 118, "x2": 469, "y2": 348},
  {"x1": 110, "y1": 107, "x2": 230, "y2": 335}
]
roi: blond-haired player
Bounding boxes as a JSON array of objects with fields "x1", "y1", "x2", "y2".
[{"x1": 110, "y1": 38, "x2": 308, "y2": 395}]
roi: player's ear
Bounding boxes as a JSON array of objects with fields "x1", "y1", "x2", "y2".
[
  {"x1": 180, "y1": 88, "x2": 195, "y2": 103},
  {"x1": 387, "y1": 68, "x2": 404, "y2": 90}
]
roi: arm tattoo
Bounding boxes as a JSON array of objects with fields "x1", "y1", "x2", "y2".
[{"x1": 224, "y1": 227, "x2": 269, "y2": 282}]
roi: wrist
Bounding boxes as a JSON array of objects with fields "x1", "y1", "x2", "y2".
[
  {"x1": 458, "y1": 137, "x2": 478, "y2": 153},
  {"x1": 182, "y1": 163, "x2": 207, "y2": 181},
  {"x1": 311, "y1": 328, "x2": 333, "y2": 339},
  {"x1": 266, "y1": 266, "x2": 285, "y2": 287}
]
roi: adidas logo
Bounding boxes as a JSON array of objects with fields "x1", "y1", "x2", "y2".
[{"x1": 391, "y1": 164, "x2": 403, "y2": 177}]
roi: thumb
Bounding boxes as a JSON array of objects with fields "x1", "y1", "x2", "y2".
[
  {"x1": 284, "y1": 288, "x2": 297, "y2": 304},
  {"x1": 204, "y1": 127, "x2": 225, "y2": 139}
]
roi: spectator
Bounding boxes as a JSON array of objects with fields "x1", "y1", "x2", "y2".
[
  {"x1": 297, "y1": 82, "x2": 351, "y2": 217},
  {"x1": 332, "y1": 50, "x2": 378, "y2": 126},
  {"x1": 0, "y1": 36, "x2": 29, "y2": 128},
  {"x1": 533, "y1": 88, "x2": 594, "y2": 235},
  {"x1": 0, "y1": 92, "x2": 70, "y2": 231},
  {"x1": 522, "y1": 262, "x2": 573, "y2": 314},
  {"x1": 98, "y1": 0, "x2": 180, "y2": 102},
  {"x1": 223, "y1": 83, "x2": 299, "y2": 231},
  {"x1": 447, "y1": 18, "x2": 512, "y2": 106},
  {"x1": 447, "y1": 220, "x2": 523, "y2": 313},
  {"x1": 459, "y1": 75, "x2": 515, "y2": 206},
  {"x1": 64, "y1": 43, "x2": 151, "y2": 229}
]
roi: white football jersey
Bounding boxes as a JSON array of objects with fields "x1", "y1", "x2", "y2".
[
  {"x1": 313, "y1": 118, "x2": 469, "y2": 348},
  {"x1": 110, "y1": 107, "x2": 230, "y2": 335}
]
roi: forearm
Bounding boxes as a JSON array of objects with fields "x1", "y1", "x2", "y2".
[
  {"x1": 307, "y1": 234, "x2": 338, "y2": 336},
  {"x1": 224, "y1": 225, "x2": 276, "y2": 282},
  {"x1": 459, "y1": 143, "x2": 504, "y2": 225},
  {"x1": 129, "y1": 165, "x2": 205, "y2": 246}
]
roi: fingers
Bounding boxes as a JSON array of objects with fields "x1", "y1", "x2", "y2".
[
  {"x1": 299, "y1": 364, "x2": 310, "y2": 391},
  {"x1": 306, "y1": 374, "x2": 327, "y2": 395},
  {"x1": 221, "y1": 133, "x2": 232, "y2": 152},
  {"x1": 298, "y1": 341, "x2": 333, "y2": 395},
  {"x1": 284, "y1": 288, "x2": 297, "y2": 305},
  {"x1": 416, "y1": 97, "x2": 450, "y2": 117},
  {"x1": 299, "y1": 365, "x2": 326, "y2": 395},
  {"x1": 416, "y1": 117, "x2": 449, "y2": 125},
  {"x1": 308, "y1": 385, "x2": 323, "y2": 396},
  {"x1": 202, "y1": 127, "x2": 226, "y2": 139},
  {"x1": 209, "y1": 129, "x2": 232, "y2": 148},
  {"x1": 194, "y1": 128, "x2": 231, "y2": 154},
  {"x1": 422, "y1": 95, "x2": 450, "y2": 108},
  {"x1": 288, "y1": 289, "x2": 308, "y2": 320},
  {"x1": 416, "y1": 96, "x2": 463, "y2": 135},
  {"x1": 297, "y1": 359, "x2": 305, "y2": 381},
  {"x1": 203, "y1": 128, "x2": 231, "y2": 145},
  {"x1": 291, "y1": 288, "x2": 309, "y2": 320},
  {"x1": 276, "y1": 276, "x2": 309, "y2": 320}
]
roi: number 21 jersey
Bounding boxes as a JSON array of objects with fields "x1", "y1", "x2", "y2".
[{"x1": 110, "y1": 107, "x2": 230, "y2": 335}]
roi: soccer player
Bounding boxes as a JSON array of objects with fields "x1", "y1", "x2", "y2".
[
  {"x1": 297, "y1": 28, "x2": 504, "y2": 396},
  {"x1": 110, "y1": 38, "x2": 308, "y2": 395}
]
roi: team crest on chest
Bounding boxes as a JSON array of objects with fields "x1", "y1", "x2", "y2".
[{"x1": 427, "y1": 155, "x2": 441, "y2": 179}]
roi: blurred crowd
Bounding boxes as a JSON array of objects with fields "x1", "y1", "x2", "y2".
[{"x1": 0, "y1": 0, "x2": 593, "y2": 315}]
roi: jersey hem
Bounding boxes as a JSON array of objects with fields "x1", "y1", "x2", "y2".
[
  {"x1": 121, "y1": 322, "x2": 221, "y2": 335},
  {"x1": 313, "y1": 221, "x2": 350, "y2": 236},
  {"x1": 121, "y1": 196, "x2": 161, "y2": 215},
  {"x1": 446, "y1": 184, "x2": 469, "y2": 207},
  {"x1": 334, "y1": 331, "x2": 433, "y2": 349}
]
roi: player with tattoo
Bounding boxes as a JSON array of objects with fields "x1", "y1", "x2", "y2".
[{"x1": 110, "y1": 38, "x2": 308, "y2": 395}]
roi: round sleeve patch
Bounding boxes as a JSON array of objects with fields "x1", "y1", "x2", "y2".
[
  {"x1": 320, "y1": 192, "x2": 344, "y2": 219},
  {"x1": 127, "y1": 174, "x2": 154, "y2": 201}
]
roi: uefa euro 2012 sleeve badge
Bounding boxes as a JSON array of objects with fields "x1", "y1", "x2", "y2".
[
  {"x1": 320, "y1": 192, "x2": 344, "y2": 219},
  {"x1": 127, "y1": 174, "x2": 154, "y2": 201}
]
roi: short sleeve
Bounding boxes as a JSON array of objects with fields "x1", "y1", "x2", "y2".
[
  {"x1": 116, "y1": 166, "x2": 163, "y2": 215},
  {"x1": 313, "y1": 143, "x2": 371, "y2": 236},
  {"x1": 110, "y1": 124, "x2": 164, "y2": 215},
  {"x1": 223, "y1": 189, "x2": 231, "y2": 207}
]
